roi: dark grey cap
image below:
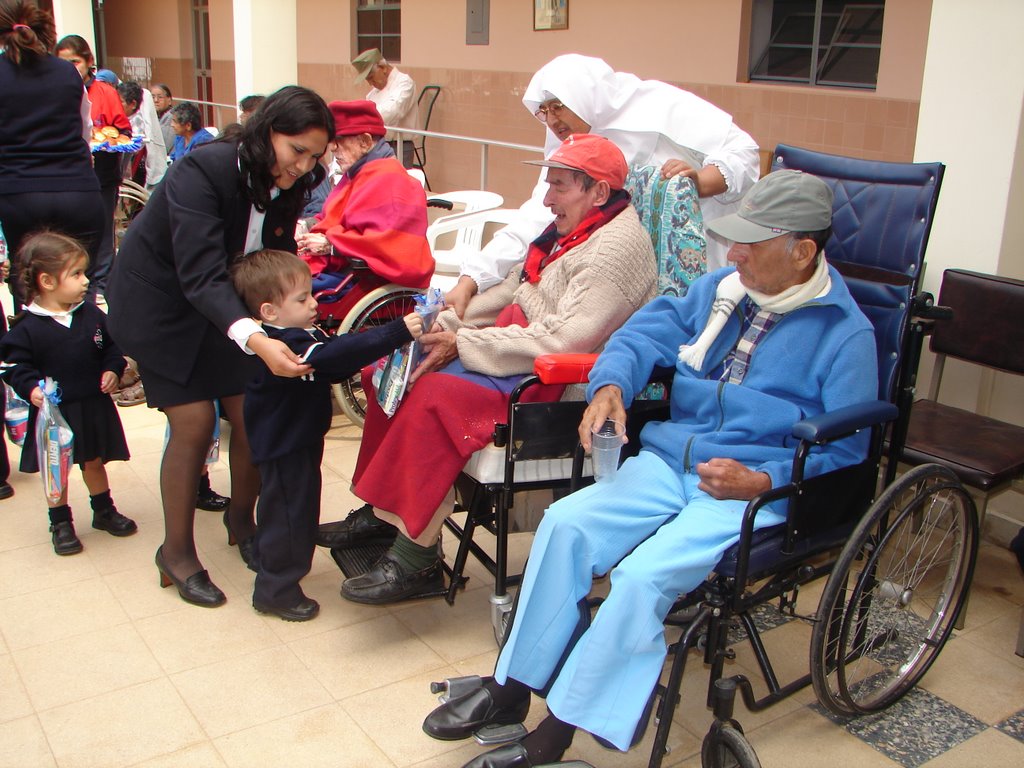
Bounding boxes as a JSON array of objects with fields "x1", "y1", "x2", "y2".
[{"x1": 706, "y1": 170, "x2": 833, "y2": 244}]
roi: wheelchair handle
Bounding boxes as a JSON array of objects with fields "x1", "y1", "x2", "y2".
[{"x1": 912, "y1": 292, "x2": 953, "y2": 321}]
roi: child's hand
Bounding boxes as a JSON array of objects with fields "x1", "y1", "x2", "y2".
[
  {"x1": 404, "y1": 312, "x2": 424, "y2": 339},
  {"x1": 100, "y1": 371, "x2": 120, "y2": 394},
  {"x1": 29, "y1": 387, "x2": 44, "y2": 408}
]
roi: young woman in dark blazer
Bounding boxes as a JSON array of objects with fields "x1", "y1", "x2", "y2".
[{"x1": 107, "y1": 86, "x2": 335, "y2": 607}]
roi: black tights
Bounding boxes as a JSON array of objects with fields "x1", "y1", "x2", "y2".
[{"x1": 159, "y1": 395, "x2": 259, "y2": 578}]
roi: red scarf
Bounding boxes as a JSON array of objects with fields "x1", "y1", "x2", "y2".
[{"x1": 521, "y1": 189, "x2": 630, "y2": 284}]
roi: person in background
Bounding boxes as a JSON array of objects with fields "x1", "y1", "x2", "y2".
[
  {"x1": 150, "y1": 82, "x2": 175, "y2": 152},
  {"x1": 117, "y1": 80, "x2": 168, "y2": 188},
  {"x1": 351, "y1": 48, "x2": 418, "y2": 168},
  {"x1": 55, "y1": 33, "x2": 132, "y2": 304},
  {"x1": 0, "y1": 1, "x2": 105, "y2": 312},
  {"x1": 168, "y1": 101, "x2": 214, "y2": 163},
  {"x1": 447, "y1": 53, "x2": 759, "y2": 317},
  {"x1": 238, "y1": 93, "x2": 265, "y2": 124}
]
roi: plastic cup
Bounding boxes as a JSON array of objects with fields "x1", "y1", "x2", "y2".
[{"x1": 591, "y1": 419, "x2": 625, "y2": 482}]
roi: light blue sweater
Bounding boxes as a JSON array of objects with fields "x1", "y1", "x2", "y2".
[{"x1": 587, "y1": 265, "x2": 878, "y2": 489}]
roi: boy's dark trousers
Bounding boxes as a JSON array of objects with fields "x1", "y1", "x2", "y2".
[{"x1": 253, "y1": 443, "x2": 324, "y2": 607}]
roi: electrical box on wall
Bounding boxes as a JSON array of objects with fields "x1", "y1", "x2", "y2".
[{"x1": 467, "y1": 0, "x2": 489, "y2": 45}]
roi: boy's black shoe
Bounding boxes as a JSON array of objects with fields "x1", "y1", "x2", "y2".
[
  {"x1": 253, "y1": 595, "x2": 320, "y2": 622},
  {"x1": 92, "y1": 506, "x2": 138, "y2": 537},
  {"x1": 0, "y1": 482, "x2": 13, "y2": 500},
  {"x1": 50, "y1": 521, "x2": 83, "y2": 555}
]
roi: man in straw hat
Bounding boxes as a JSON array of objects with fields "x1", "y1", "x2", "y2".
[
  {"x1": 422, "y1": 170, "x2": 878, "y2": 767},
  {"x1": 351, "y1": 48, "x2": 418, "y2": 167}
]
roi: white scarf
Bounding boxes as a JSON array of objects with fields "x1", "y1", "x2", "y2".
[{"x1": 678, "y1": 257, "x2": 831, "y2": 371}]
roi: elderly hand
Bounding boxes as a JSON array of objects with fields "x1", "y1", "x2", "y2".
[
  {"x1": 246, "y1": 333, "x2": 313, "y2": 378},
  {"x1": 444, "y1": 276, "x2": 478, "y2": 319},
  {"x1": 100, "y1": 371, "x2": 120, "y2": 394},
  {"x1": 297, "y1": 232, "x2": 331, "y2": 255},
  {"x1": 578, "y1": 385, "x2": 627, "y2": 452},
  {"x1": 696, "y1": 458, "x2": 771, "y2": 501},
  {"x1": 660, "y1": 158, "x2": 698, "y2": 181},
  {"x1": 409, "y1": 327, "x2": 458, "y2": 384}
]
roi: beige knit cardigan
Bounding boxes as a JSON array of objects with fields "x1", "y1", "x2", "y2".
[{"x1": 438, "y1": 205, "x2": 657, "y2": 378}]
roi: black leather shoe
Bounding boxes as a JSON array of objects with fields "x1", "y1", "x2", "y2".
[
  {"x1": 50, "y1": 520, "x2": 83, "y2": 556},
  {"x1": 315, "y1": 504, "x2": 397, "y2": 549},
  {"x1": 341, "y1": 552, "x2": 443, "y2": 604},
  {"x1": 155, "y1": 547, "x2": 226, "y2": 607},
  {"x1": 462, "y1": 743, "x2": 533, "y2": 768},
  {"x1": 253, "y1": 596, "x2": 320, "y2": 622},
  {"x1": 223, "y1": 509, "x2": 258, "y2": 571},
  {"x1": 0, "y1": 482, "x2": 14, "y2": 500},
  {"x1": 423, "y1": 679, "x2": 530, "y2": 741},
  {"x1": 91, "y1": 506, "x2": 138, "y2": 537},
  {"x1": 196, "y1": 486, "x2": 230, "y2": 512}
]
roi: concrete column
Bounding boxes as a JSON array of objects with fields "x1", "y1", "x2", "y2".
[
  {"x1": 232, "y1": 0, "x2": 298, "y2": 100},
  {"x1": 914, "y1": 0, "x2": 1024, "y2": 539},
  {"x1": 51, "y1": 0, "x2": 96, "y2": 49}
]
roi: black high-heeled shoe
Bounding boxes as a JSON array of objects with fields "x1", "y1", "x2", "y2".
[
  {"x1": 223, "y1": 509, "x2": 258, "y2": 571},
  {"x1": 155, "y1": 546, "x2": 226, "y2": 607}
]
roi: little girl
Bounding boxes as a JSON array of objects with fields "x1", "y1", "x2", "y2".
[{"x1": 0, "y1": 232, "x2": 136, "y2": 556}]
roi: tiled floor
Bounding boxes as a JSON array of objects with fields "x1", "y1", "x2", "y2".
[{"x1": 1, "y1": 404, "x2": 1023, "y2": 768}]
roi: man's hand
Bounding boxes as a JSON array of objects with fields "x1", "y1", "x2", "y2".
[
  {"x1": 296, "y1": 232, "x2": 331, "y2": 255},
  {"x1": 444, "y1": 276, "x2": 478, "y2": 319},
  {"x1": 100, "y1": 371, "x2": 120, "y2": 394},
  {"x1": 696, "y1": 458, "x2": 771, "y2": 501},
  {"x1": 247, "y1": 333, "x2": 312, "y2": 378},
  {"x1": 578, "y1": 385, "x2": 627, "y2": 452},
  {"x1": 409, "y1": 326, "x2": 458, "y2": 384}
]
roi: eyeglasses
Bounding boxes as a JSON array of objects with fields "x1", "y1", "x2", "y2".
[{"x1": 534, "y1": 101, "x2": 566, "y2": 122}]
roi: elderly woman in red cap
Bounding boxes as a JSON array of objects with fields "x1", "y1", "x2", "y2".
[
  {"x1": 319, "y1": 134, "x2": 658, "y2": 605},
  {"x1": 296, "y1": 99, "x2": 433, "y2": 290}
]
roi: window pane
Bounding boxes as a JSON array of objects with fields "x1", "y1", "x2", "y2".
[
  {"x1": 358, "y1": 11, "x2": 382, "y2": 35},
  {"x1": 772, "y1": 13, "x2": 815, "y2": 44},
  {"x1": 383, "y1": 8, "x2": 401, "y2": 34},
  {"x1": 818, "y1": 45, "x2": 881, "y2": 86},
  {"x1": 382, "y1": 37, "x2": 401, "y2": 62}
]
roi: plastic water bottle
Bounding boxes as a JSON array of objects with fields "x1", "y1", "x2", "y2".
[{"x1": 0, "y1": 219, "x2": 8, "y2": 264}]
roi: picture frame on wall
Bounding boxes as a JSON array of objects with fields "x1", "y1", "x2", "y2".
[{"x1": 534, "y1": 0, "x2": 568, "y2": 31}]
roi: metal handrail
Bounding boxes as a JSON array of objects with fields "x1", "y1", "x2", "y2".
[
  {"x1": 183, "y1": 98, "x2": 545, "y2": 190},
  {"x1": 390, "y1": 127, "x2": 544, "y2": 190}
]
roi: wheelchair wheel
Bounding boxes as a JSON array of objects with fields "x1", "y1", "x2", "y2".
[
  {"x1": 810, "y1": 464, "x2": 977, "y2": 716},
  {"x1": 701, "y1": 722, "x2": 761, "y2": 768},
  {"x1": 114, "y1": 180, "x2": 149, "y2": 252},
  {"x1": 332, "y1": 286, "x2": 419, "y2": 426}
]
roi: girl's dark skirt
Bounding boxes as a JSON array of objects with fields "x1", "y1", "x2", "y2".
[{"x1": 20, "y1": 394, "x2": 129, "y2": 473}]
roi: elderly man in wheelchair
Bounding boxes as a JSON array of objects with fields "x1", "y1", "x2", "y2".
[{"x1": 421, "y1": 169, "x2": 880, "y2": 768}]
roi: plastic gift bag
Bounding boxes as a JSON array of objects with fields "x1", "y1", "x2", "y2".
[
  {"x1": 4, "y1": 383, "x2": 29, "y2": 446},
  {"x1": 375, "y1": 288, "x2": 446, "y2": 417},
  {"x1": 35, "y1": 378, "x2": 74, "y2": 504}
]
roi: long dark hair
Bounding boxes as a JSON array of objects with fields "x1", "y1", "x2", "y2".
[
  {"x1": 236, "y1": 85, "x2": 334, "y2": 221},
  {"x1": 0, "y1": 0, "x2": 55, "y2": 66}
]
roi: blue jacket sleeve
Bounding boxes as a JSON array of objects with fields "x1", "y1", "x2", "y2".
[{"x1": 301, "y1": 320, "x2": 413, "y2": 382}]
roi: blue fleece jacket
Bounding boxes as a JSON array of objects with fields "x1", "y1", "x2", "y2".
[{"x1": 587, "y1": 265, "x2": 878, "y2": 490}]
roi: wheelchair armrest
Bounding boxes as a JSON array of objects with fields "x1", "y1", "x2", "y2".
[
  {"x1": 533, "y1": 353, "x2": 599, "y2": 385},
  {"x1": 792, "y1": 400, "x2": 898, "y2": 444},
  {"x1": 349, "y1": 257, "x2": 369, "y2": 271}
]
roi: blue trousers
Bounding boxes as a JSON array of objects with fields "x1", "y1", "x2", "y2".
[{"x1": 494, "y1": 450, "x2": 784, "y2": 750}]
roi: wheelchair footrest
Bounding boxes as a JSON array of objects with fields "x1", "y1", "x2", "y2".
[
  {"x1": 330, "y1": 543, "x2": 391, "y2": 579},
  {"x1": 474, "y1": 722, "x2": 529, "y2": 745}
]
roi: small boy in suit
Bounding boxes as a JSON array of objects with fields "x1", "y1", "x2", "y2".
[{"x1": 231, "y1": 249, "x2": 422, "y2": 620}]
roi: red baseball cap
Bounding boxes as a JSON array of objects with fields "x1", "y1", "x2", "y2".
[
  {"x1": 328, "y1": 100, "x2": 386, "y2": 139},
  {"x1": 524, "y1": 134, "x2": 628, "y2": 189}
]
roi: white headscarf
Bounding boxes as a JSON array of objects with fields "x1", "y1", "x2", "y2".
[{"x1": 522, "y1": 54, "x2": 734, "y2": 167}]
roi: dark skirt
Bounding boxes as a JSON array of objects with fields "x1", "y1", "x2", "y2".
[
  {"x1": 20, "y1": 394, "x2": 129, "y2": 473},
  {"x1": 136, "y1": 324, "x2": 261, "y2": 409}
]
